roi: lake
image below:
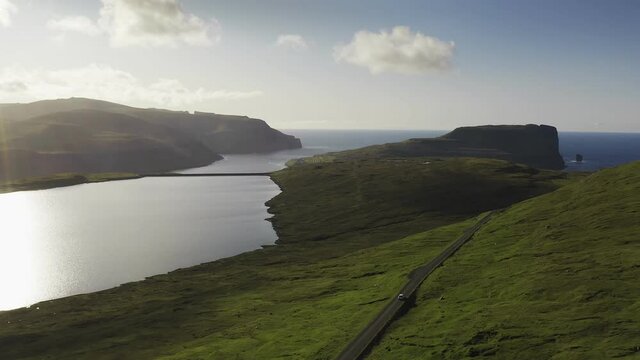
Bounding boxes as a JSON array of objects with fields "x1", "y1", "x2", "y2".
[{"x1": 1, "y1": 129, "x2": 639, "y2": 310}]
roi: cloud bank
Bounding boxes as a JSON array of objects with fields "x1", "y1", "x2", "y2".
[
  {"x1": 0, "y1": 64, "x2": 262, "y2": 108},
  {"x1": 276, "y1": 34, "x2": 308, "y2": 50},
  {"x1": 0, "y1": 0, "x2": 17, "y2": 27},
  {"x1": 48, "y1": 0, "x2": 219, "y2": 47},
  {"x1": 334, "y1": 26, "x2": 455, "y2": 75}
]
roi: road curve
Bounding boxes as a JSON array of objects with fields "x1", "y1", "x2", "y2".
[{"x1": 336, "y1": 211, "x2": 497, "y2": 360}]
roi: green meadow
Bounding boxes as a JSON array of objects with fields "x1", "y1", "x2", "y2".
[
  {"x1": 3, "y1": 155, "x2": 633, "y2": 359},
  {"x1": 369, "y1": 161, "x2": 640, "y2": 359}
]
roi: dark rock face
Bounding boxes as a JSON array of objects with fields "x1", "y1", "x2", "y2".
[
  {"x1": 358, "y1": 124, "x2": 565, "y2": 170},
  {"x1": 166, "y1": 111, "x2": 302, "y2": 154},
  {"x1": 440, "y1": 124, "x2": 565, "y2": 170}
]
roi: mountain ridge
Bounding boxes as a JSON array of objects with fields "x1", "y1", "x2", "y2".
[{"x1": 0, "y1": 98, "x2": 302, "y2": 181}]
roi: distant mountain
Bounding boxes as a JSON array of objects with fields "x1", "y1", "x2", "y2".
[
  {"x1": 301, "y1": 124, "x2": 565, "y2": 170},
  {"x1": 0, "y1": 98, "x2": 302, "y2": 181}
]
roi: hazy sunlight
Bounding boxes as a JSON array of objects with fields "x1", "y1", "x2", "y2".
[{"x1": 0, "y1": 192, "x2": 39, "y2": 310}]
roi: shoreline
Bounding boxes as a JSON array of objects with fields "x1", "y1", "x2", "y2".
[
  {"x1": 0, "y1": 156, "x2": 581, "y2": 359},
  {"x1": 0, "y1": 167, "x2": 284, "y2": 312},
  {"x1": 0, "y1": 173, "x2": 144, "y2": 195}
]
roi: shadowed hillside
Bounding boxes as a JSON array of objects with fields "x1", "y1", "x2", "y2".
[{"x1": 0, "y1": 98, "x2": 301, "y2": 181}]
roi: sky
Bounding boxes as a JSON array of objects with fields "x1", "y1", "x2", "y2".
[{"x1": 0, "y1": 0, "x2": 639, "y2": 131}]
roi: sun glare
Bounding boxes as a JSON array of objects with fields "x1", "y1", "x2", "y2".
[{"x1": 0, "y1": 192, "x2": 40, "y2": 310}]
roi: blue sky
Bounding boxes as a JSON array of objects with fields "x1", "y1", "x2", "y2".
[{"x1": 0, "y1": 0, "x2": 638, "y2": 131}]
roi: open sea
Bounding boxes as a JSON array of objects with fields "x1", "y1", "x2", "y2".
[{"x1": 288, "y1": 130, "x2": 640, "y2": 172}]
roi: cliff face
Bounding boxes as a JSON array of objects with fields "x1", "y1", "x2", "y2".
[
  {"x1": 0, "y1": 98, "x2": 302, "y2": 181},
  {"x1": 145, "y1": 111, "x2": 302, "y2": 154},
  {"x1": 329, "y1": 124, "x2": 565, "y2": 170},
  {"x1": 440, "y1": 124, "x2": 565, "y2": 170}
]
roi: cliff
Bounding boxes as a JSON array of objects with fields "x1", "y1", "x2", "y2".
[
  {"x1": 440, "y1": 124, "x2": 565, "y2": 170},
  {"x1": 304, "y1": 124, "x2": 565, "y2": 170}
]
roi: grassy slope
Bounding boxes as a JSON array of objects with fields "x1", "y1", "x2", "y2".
[
  {"x1": 368, "y1": 161, "x2": 640, "y2": 359},
  {"x1": 0, "y1": 158, "x2": 566, "y2": 359},
  {"x1": 0, "y1": 172, "x2": 140, "y2": 194},
  {"x1": 269, "y1": 157, "x2": 567, "y2": 245}
]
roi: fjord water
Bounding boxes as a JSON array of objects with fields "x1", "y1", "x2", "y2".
[
  {"x1": 0, "y1": 130, "x2": 443, "y2": 311},
  {"x1": 1, "y1": 129, "x2": 638, "y2": 310},
  {"x1": 0, "y1": 177, "x2": 280, "y2": 310}
]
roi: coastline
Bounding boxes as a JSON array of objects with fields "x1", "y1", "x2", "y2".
[
  {"x1": 0, "y1": 172, "x2": 143, "y2": 195},
  {"x1": 0, "y1": 156, "x2": 575, "y2": 359}
]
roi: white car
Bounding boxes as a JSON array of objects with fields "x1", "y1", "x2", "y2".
[{"x1": 397, "y1": 293, "x2": 407, "y2": 301}]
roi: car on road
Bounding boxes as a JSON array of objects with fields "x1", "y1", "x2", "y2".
[{"x1": 397, "y1": 293, "x2": 407, "y2": 301}]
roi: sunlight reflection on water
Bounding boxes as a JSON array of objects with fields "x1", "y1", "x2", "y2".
[
  {"x1": 0, "y1": 177, "x2": 280, "y2": 310},
  {"x1": 0, "y1": 192, "x2": 40, "y2": 309}
]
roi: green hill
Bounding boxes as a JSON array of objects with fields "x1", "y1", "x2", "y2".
[
  {"x1": 0, "y1": 157, "x2": 568, "y2": 359},
  {"x1": 368, "y1": 161, "x2": 640, "y2": 359},
  {"x1": 0, "y1": 98, "x2": 301, "y2": 182},
  {"x1": 0, "y1": 131, "x2": 634, "y2": 359},
  {"x1": 0, "y1": 109, "x2": 219, "y2": 180}
]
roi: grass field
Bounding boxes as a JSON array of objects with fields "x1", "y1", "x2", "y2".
[
  {"x1": 269, "y1": 157, "x2": 570, "y2": 246},
  {"x1": 0, "y1": 157, "x2": 568, "y2": 359},
  {"x1": 368, "y1": 161, "x2": 640, "y2": 359}
]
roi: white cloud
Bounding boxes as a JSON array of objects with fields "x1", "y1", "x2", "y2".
[
  {"x1": 276, "y1": 34, "x2": 308, "y2": 50},
  {"x1": 47, "y1": 0, "x2": 219, "y2": 47},
  {"x1": 47, "y1": 16, "x2": 103, "y2": 36},
  {"x1": 99, "y1": 0, "x2": 218, "y2": 47},
  {"x1": 0, "y1": 64, "x2": 262, "y2": 108},
  {"x1": 0, "y1": 0, "x2": 17, "y2": 28},
  {"x1": 333, "y1": 26, "x2": 455, "y2": 75}
]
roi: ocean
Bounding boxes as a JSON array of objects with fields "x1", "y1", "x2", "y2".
[{"x1": 287, "y1": 130, "x2": 640, "y2": 172}]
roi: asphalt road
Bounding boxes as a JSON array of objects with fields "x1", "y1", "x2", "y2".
[{"x1": 336, "y1": 211, "x2": 497, "y2": 360}]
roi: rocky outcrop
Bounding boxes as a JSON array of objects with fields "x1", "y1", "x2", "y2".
[
  {"x1": 333, "y1": 124, "x2": 565, "y2": 170},
  {"x1": 166, "y1": 111, "x2": 302, "y2": 154},
  {"x1": 439, "y1": 124, "x2": 565, "y2": 169}
]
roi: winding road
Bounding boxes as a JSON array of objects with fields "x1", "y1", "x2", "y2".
[{"x1": 336, "y1": 211, "x2": 497, "y2": 360}]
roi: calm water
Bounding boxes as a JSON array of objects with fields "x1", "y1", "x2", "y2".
[
  {"x1": 181, "y1": 130, "x2": 447, "y2": 173},
  {"x1": 0, "y1": 177, "x2": 279, "y2": 310},
  {"x1": 559, "y1": 132, "x2": 640, "y2": 171},
  {"x1": 1, "y1": 129, "x2": 638, "y2": 310}
]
